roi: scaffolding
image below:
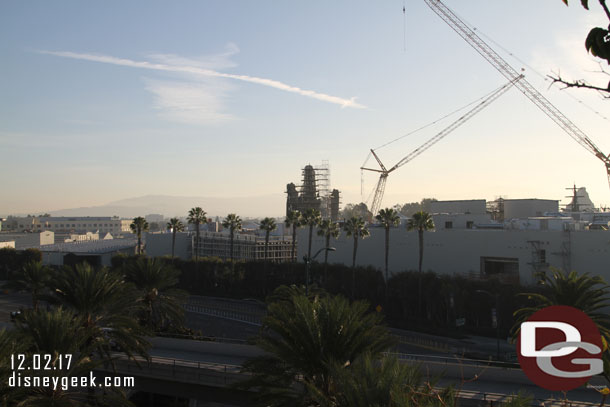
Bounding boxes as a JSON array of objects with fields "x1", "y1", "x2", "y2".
[{"x1": 286, "y1": 161, "x2": 341, "y2": 221}]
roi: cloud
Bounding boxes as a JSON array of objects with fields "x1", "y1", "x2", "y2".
[{"x1": 39, "y1": 48, "x2": 366, "y2": 118}]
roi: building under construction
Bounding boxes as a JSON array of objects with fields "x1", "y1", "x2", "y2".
[{"x1": 286, "y1": 161, "x2": 340, "y2": 221}]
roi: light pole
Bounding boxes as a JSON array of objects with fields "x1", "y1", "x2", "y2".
[
  {"x1": 475, "y1": 289, "x2": 500, "y2": 361},
  {"x1": 304, "y1": 247, "x2": 336, "y2": 295}
]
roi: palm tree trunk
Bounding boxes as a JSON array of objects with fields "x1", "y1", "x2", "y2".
[
  {"x1": 418, "y1": 229, "x2": 424, "y2": 318},
  {"x1": 308, "y1": 225, "x2": 313, "y2": 260},
  {"x1": 385, "y1": 226, "x2": 390, "y2": 306},
  {"x1": 324, "y1": 235, "x2": 330, "y2": 283},
  {"x1": 195, "y1": 223, "x2": 200, "y2": 260},
  {"x1": 171, "y1": 230, "x2": 176, "y2": 257},
  {"x1": 352, "y1": 236, "x2": 358, "y2": 299},
  {"x1": 137, "y1": 231, "x2": 142, "y2": 255},
  {"x1": 264, "y1": 232, "x2": 270, "y2": 261},
  {"x1": 291, "y1": 225, "x2": 297, "y2": 262},
  {"x1": 230, "y1": 229, "x2": 234, "y2": 261}
]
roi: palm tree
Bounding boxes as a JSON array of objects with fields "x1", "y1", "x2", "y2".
[
  {"x1": 302, "y1": 208, "x2": 322, "y2": 260},
  {"x1": 130, "y1": 216, "x2": 149, "y2": 255},
  {"x1": 259, "y1": 217, "x2": 277, "y2": 262},
  {"x1": 344, "y1": 216, "x2": 370, "y2": 299},
  {"x1": 3, "y1": 261, "x2": 51, "y2": 310},
  {"x1": 317, "y1": 219, "x2": 340, "y2": 281},
  {"x1": 310, "y1": 353, "x2": 455, "y2": 407},
  {"x1": 222, "y1": 213, "x2": 242, "y2": 261},
  {"x1": 123, "y1": 257, "x2": 187, "y2": 331},
  {"x1": 407, "y1": 211, "x2": 434, "y2": 317},
  {"x1": 284, "y1": 210, "x2": 302, "y2": 262},
  {"x1": 49, "y1": 263, "x2": 150, "y2": 361},
  {"x1": 375, "y1": 208, "x2": 401, "y2": 283},
  {"x1": 166, "y1": 217, "x2": 184, "y2": 258},
  {"x1": 238, "y1": 288, "x2": 395, "y2": 406},
  {"x1": 187, "y1": 207, "x2": 207, "y2": 260}
]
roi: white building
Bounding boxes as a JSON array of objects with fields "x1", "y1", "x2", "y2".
[
  {"x1": 0, "y1": 231, "x2": 54, "y2": 249},
  {"x1": 4, "y1": 216, "x2": 131, "y2": 234}
]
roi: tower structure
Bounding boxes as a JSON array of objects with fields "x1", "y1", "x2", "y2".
[{"x1": 286, "y1": 162, "x2": 341, "y2": 221}]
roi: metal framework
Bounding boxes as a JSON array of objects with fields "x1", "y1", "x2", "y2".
[
  {"x1": 362, "y1": 76, "x2": 522, "y2": 215},
  {"x1": 424, "y1": 0, "x2": 610, "y2": 186}
]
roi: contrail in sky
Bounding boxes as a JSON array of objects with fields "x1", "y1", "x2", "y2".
[{"x1": 39, "y1": 50, "x2": 366, "y2": 109}]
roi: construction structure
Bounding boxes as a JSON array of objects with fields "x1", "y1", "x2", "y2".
[{"x1": 286, "y1": 161, "x2": 340, "y2": 221}]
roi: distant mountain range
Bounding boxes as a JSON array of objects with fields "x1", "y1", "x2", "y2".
[{"x1": 47, "y1": 194, "x2": 285, "y2": 219}]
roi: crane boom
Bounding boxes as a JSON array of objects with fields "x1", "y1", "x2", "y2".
[
  {"x1": 388, "y1": 75, "x2": 522, "y2": 173},
  {"x1": 424, "y1": 0, "x2": 610, "y2": 185},
  {"x1": 363, "y1": 76, "x2": 521, "y2": 216}
]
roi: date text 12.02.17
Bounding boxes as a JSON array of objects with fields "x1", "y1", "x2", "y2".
[{"x1": 11, "y1": 354, "x2": 72, "y2": 371}]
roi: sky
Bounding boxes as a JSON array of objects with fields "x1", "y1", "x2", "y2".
[{"x1": 1, "y1": 0, "x2": 610, "y2": 217}]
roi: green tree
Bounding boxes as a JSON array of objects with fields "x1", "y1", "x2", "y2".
[
  {"x1": 407, "y1": 211, "x2": 434, "y2": 317},
  {"x1": 3, "y1": 261, "x2": 51, "y2": 310},
  {"x1": 302, "y1": 208, "x2": 322, "y2": 260},
  {"x1": 49, "y1": 263, "x2": 150, "y2": 362},
  {"x1": 166, "y1": 217, "x2": 185, "y2": 258},
  {"x1": 344, "y1": 217, "x2": 370, "y2": 299},
  {"x1": 284, "y1": 210, "x2": 302, "y2": 262},
  {"x1": 340, "y1": 202, "x2": 372, "y2": 221},
  {"x1": 259, "y1": 217, "x2": 277, "y2": 262},
  {"x1": 222, "y1": 213, "x2": 242, "y2": 261},
  {"x1": 129, "y1": 216, "x2": 149, "y2": 255},
  {"x1": 317, "y1": 219, "x2": 340, "y2": 281},
  {"x1": 123, "y1": 257, "x2": 187, "y2": 331},
  {"x1": 309, "y1": 353, "x2": 455, "y2": 407},
  {"x1": 375, "y1": 208, "x2": 401, "y2": 284},
  {"x1": 187, "y1": 207, "x2": 207, "y2": 260},
  {"x1": 238, "y1": 289, "x2": 395, "y2": 406},
  {"x1": 12, "y1": 307, "x2": 131, "y2": 406}
]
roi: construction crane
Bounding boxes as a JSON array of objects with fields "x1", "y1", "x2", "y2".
[
  {"x1": 424, "y1": 0, "x2": 610, "y2": 188},
  {"x1": 362, "y1": 75, "x2": 523, "y2": 215}
]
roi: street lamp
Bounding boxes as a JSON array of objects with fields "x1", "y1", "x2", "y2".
[
  {"x1": 475, "y1": 289, "x2": 500, "y2": 361},
  {"x1": 304, "y1": 247, "x2": 336, "y2": 295}
]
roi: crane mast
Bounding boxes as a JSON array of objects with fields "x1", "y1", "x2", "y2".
[
  {"x1": 424, "y1": 0, "x2": 610, "y2": 187},
  {"x1": 363, "y1": 76, "x2": 522, "y2": 216}
]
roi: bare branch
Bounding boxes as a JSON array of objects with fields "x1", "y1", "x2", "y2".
[{"x1": 547, "y1": 74, "x2": 610, "y2": 97}]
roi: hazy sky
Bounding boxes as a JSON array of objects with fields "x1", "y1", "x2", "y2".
[{"x1": 2, "y1": 1, "x2": 610, "y2": 217}]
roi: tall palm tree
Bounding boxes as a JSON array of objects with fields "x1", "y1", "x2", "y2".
[
  {"x1": 3, "y1": 261, "x2": 51, "y2": 310},
  {"x1": 375, "y1": 208, "x2": 401, "y2": 283},
  {"x1": 317, "y1": 219, "x2": 340, "y2": 281},
  {"x1": 302, "y1": 208, "x2": 322, "y2": 260},
  {"x1": 238, "y1": 289, "x2": 395, "y2": 406},
  {"x1": 123, "y1": 257, "x2": 187, "y2": 331},
  {"x1": 284, "y1": 210, "x2": 302, "y2": 262},
  {"x1": 222, "y1": 213, "x2": 242, "y2": 261},
  {"x1": 344, "y1": 216, "x2": 370, "y2": 299},
  {"x1": 187, "y1": 207, "x2": 207, "y2": 260},
  {"x1": 259, "y1": 217, "x2": 277, "y2": 262},
  {"x1": 166, "y1": 217, "x2": 184, "y2": 258},
  {"x1": 49, "y1": 263, "x2": 150, "y2": 361},
  {"x1": 130, "y1": 216, "x2": 149, "y2": 255},
  {"x1": 407, "y1": 211, "x2": 434, "y2": 317}
]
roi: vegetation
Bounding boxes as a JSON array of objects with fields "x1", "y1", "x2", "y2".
[
  {"x1": 222, "y1": 213, "x2": 243, "y2": 261},
  {"x1": 407, "y1": 211, "x2": 435, "y2": 317},
  {"x1": 375, "y1": 208, "x2": 400, "y2": 284},
  {"x1": 3, "y1": 260, "x2": 52, "y2": 310},
  {"x1": 259, "y1": 217, "x2": 277, "y2": 262},
  {"x1": 187, "y1": 207, "x2": 207, "y2": 260},
  {"x1": 284, "y1": 210, "x2": 302, "y2": 262},
  {"x1": 343, "y1": 217, "x2": 370, "y2": 298},
  {"x1": 129, "y1": 216, "x2": 149, "y2": 255},
  {"x1": 317, "y1": 219, "x2": 340, "y2": 281},
  {"x1": 166, "y1": 217, "x2": 185, "y2": 257},
  {"x1": 238, "y1": 287, "x2": 396, "y2": 406},
  {"x1": 302, "y1": 208, "x2": 322, "y2": 260}
]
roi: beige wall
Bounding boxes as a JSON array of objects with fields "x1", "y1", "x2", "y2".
[{"x1": 297, "y1": 227, "x2": 610, "y2": 286}]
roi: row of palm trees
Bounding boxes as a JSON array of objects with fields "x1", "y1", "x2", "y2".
[{"x1": 132, "y1": 205, "x2": 434, "y2": 274}]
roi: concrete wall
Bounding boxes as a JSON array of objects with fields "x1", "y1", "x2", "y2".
[
  {"x1": 0, "y1": 231, "x2": 54, "y2": 249},
  {"x1": 146, "y1": 232, "x2": 191, "y2": 259},
  {"x1": 503, "y1": 199, "x2": 559, "y2": 219},
  {"x1": 431, "y1": 200, "x2": 486, "y2": 214},
  {"x1": 297, "y1": 227, "x2": 610, "y2": 286}
]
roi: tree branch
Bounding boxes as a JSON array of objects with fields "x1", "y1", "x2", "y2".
[
  {"x1": 599, "y1": 0, "x2": 610, "y2": 23},
  {"x1": 547, "y1": 74, "x2": 610, "y2": 97}
]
